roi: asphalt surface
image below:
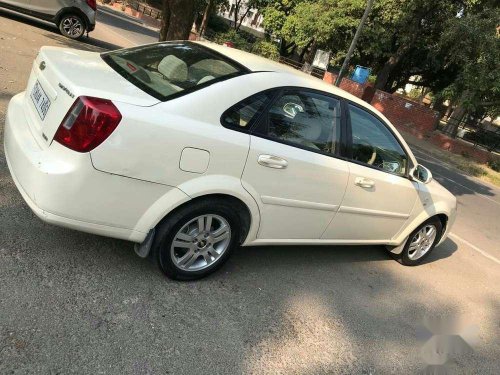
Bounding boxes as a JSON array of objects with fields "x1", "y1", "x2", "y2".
[{"x1": 1, "y1": 10, "x2": 499, "y2": 375}]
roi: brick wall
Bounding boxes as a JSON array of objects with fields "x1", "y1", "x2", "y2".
[
  {"x1": 370, "y1": 90, "x2": 440, "y2": 136},
  {"x1": 323, "y1": 72, "x2": 367, "y2": 98},
  {"x1": 322, "y1": 71, "x2": 500, "y2": 164},
  {"x1": 428, "y1": 133, "x2": 499, "y2": 164}
]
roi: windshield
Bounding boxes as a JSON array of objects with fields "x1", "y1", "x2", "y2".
[{"x1": 101, "y1": 42, "x2": 249, "y2": 101}]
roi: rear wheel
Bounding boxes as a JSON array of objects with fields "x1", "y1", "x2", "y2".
[
  {"x1": 399, "y1": 218, "x2": 443, "y2": 266},
  {"x1": 153, "y1": 199, "x2": 241, "y2": 280},
  {"x1": 59, "y1": 14, "x2": 86, "y2": 39}
]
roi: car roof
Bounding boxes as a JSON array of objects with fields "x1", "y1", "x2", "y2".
[
  {"x1": 192, "y1": 41, "x2": 417, "y2": 166},
  {"x1": 193, "y1": 41, "x2": 373, "y2": 109}
]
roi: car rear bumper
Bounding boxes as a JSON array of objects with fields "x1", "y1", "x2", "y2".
[{"x1": 4, "y1": 93, "x2": 173, "y2": 243}]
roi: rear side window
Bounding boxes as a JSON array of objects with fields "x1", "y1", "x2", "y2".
[
  {"x1": 348, "y1": 104, "x2": 408, "y2": 175},
  {"x1": 102, "y1": 42, "x2": 248, "y2": 101},
  {"x1": 221, "y1": 91, "x2": 275, "y2": 130},
  {"x1": 254, "y1": 89, "x2": 342, "y2": 155}
]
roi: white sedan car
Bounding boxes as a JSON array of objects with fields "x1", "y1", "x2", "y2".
[{"x1": 4, "y1": 41, "x2": 457, "y2": 280}]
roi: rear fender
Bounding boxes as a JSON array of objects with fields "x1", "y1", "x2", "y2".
[
  {"x1": 177, "y1": 175, "x2": 261, "y2": 245},
  {"x1": 132, "y1": 175, "x2": 261, "y2": 245}
]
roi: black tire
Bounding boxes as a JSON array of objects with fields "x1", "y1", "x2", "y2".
[
  {"x1": 59, "y1": 14, "x2": 86, "y2": 39},
  {"x1": 399, "y1": 218, "x2": 443, "y2": 266},
  {"x1": 152, "y1": 199, "x2": 242, "y2": 281}
]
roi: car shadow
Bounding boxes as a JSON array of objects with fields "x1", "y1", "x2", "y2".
[
  {"x1": 226, "y1": 237, "x2": 458, "y2": 275},
  {"x1": 412, "y1": 146, "x2": 499, "y2": 199}
]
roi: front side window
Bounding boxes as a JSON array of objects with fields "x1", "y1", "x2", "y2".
[
  {"x1": 349, "y1": 104, "x2": 407, "y2": 175},
  {"x1": 102, "y1": 42, "x2": 247, "y2": 101},
  {"x1": 254, "y1": 89, "x2": 341, "y2": 155}
]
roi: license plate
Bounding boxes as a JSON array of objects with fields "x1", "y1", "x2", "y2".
[{"x1": 31, "y1": 80, "x2": 51, "y2": 120}]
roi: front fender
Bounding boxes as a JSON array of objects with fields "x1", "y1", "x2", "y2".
[{"x1": 391, "y1": 200, "x2": 454, "y2": 250}]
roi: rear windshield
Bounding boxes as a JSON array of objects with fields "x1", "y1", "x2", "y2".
[{"x1": 101, "y1": 42, "x2": 249, "y2": 101}]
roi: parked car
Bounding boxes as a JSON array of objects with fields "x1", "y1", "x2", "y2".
[
  {"x1": 4, "y1": 41, "x2": 457, "y2": 280},
  {"x1": 0, "y1": 0, "x2": 96, "y2": 39}
]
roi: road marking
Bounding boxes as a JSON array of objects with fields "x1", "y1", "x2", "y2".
[{"x1": 449, "y1": 232, "x2": 500, "y2": 265}]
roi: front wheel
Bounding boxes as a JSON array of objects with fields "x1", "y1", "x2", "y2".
[
  {"x1": 59, "y1": 14, "x2": 86, "y2": 39},
  {"x1": 153, "y1": 199, "x2": 241, "y2": 280},
  {"x1": 399, "y1": 218, "x2": 443, "y2": 266}
]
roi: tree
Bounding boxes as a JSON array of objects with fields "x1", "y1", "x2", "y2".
[
  {"x1": 197, "y1": 0, "x2": 228, "y2": 36},
  {"x1": 361, "y1": 0, "x2": 464, "y2": 91},
  {"x1": 232, "y1": 0, "x2": 269, "y2": 31},
  {"x1": 263, "y1": 0, "x2": 369, "y2": 62},
  {"x1": 438, "y1": 3, "x2": 500, "y2": 136},
  {"x1": 199, "y1": 0, "x2": 214, "y2": 36},
  {"x1": 159, "y1": 0, "x2": 196, "y2": 41}
]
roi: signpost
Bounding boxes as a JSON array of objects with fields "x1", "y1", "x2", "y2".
[{"x1": 312, "y1": 49, "x2": 331, "y2": 71}]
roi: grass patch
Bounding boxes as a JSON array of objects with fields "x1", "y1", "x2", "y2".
[{"x1": 401, "y1": 132, "x2": 500, "y2": 187}]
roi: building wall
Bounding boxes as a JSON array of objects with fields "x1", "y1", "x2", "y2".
[{"x1": 219, "y1": 0, "x2": 265, "y2": 34}]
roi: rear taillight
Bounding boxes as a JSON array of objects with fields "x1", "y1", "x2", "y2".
[
  {"x1": 86, "y1": 0, "x2": 97, "y2": 11},
  {"x1": 54, "y1": 96, "x2": 122, "y2": 153}
]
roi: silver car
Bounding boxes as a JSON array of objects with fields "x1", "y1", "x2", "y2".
[{"x1": 0, "y1": 0, "x2": 96, "y2": 39}]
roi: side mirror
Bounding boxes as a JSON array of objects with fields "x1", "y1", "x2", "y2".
[{"x1": 411, "y1": 164, "x2": 433, "y2": 184}]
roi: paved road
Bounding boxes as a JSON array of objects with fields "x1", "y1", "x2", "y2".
[
  {"x1": 411, "y1": 146, "x2": 500, "y2": 261},
  {"x1": 0, "y1": 10, "x2": 499, "y2": 375}
]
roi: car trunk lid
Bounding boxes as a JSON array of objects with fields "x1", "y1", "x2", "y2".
[{"x1": 23, "y1": 47, "x2": 160, "y2": 147}]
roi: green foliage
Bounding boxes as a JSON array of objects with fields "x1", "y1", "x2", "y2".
[
  {"x1": 251, "y1": 40, "x2": 280, "y2": 60},
  {"x1": 488, "y1": 159, "x2": 500, "y2": 172},
  {"x1": 437, "y1": 3, "x2": 500, "y2": 117},
  {"x1": 213, "y1": 30, "x2": 252, "y2": 51},
  {"x1": 207, "y1": 15, "x2": 230, "y2": 33}
]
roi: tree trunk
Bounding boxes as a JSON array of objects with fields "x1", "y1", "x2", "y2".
[
  {"x1": 236, "y1": 8, "x2": 251, "y2": 31},
  {"x1": 199, "y1": 0, "x2": 213, "y2": 37},
  {"x1": 374, "y1": 54, "x2": 402, "y2": 91},
  {"x1": 159, "y1": 0, "x2": 171, "y2": 41},
  {"x1": 233, "y1": 0, "x2": 241, "y2": 30},
  {"x1": 444, "y1": 100, "x2": 456, "y2": 120},
  {"x1": 444, "y1": 104, "x2": 467, "y2": 138},
  {"x1": 298, "y1": 39, "x2": 315, "y2": 63},
  {"x1": 159, "y1": 0, "x2": 195, "y2": 41}
]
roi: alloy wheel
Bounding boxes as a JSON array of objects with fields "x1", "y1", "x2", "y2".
[
  {"x1": 407, "y1": 224, "x2": 437, "y2": 260},
  {"x1": 62, "y1": 17, "x2": 83, "y2": 38},
  {"x1": 170, "y1": 214, "x2": 231, "y2": 272}
]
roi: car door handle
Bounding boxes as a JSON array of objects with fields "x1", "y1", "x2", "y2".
[
  {"x1": 258, "y1": 154, "x2": 288, "y2": 169},
  {"x1": 354, "y1": 177, "x2": 375, "y2": 188}
]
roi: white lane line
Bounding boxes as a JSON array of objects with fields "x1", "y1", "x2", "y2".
[{"x1": 449, "y1": 232, "x2": 500, "y2": 265}]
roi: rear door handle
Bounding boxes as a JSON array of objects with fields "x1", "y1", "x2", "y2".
[
  {"x1": 354, "y1": 177, "x2": 375, "y2": 188},
  {"x1": 258, "y1": 154, "x2": 288, "y2": 169}
]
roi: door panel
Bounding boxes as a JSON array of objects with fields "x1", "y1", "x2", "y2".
[
  {"x1": 323, "y1": 163, "x2": 417, "y2": 240},
  {"x1": 241, "y1": 88, "x2": 349, "y2": 240},
  {"x1": 323, "y1": 102, "x2": 418, "y2": 241},
  {"x1": 242, "y1": 137, "x2": 349, "y2": 239},
  {"x1": 27, "y1": 0, "x2": 62, "y2": 17},
  {"x1": 1, "y1": 0, "x2": 31, "y2": 9}
]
